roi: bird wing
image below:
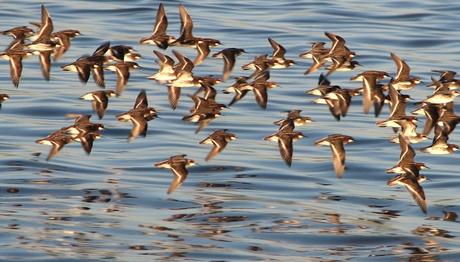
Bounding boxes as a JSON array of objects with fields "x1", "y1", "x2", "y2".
[
  {"x1": 134, "y1": 90, "x2": 148, "y2": 109},
  {"x1": 168, "y1": 86, "x2": 181, "y2": 110},
  {"x1": 330, "y1": 141, "x2": 346, "y2": 178},
  {"x1": 152, "y1": 3, "x2": 168, "y2": 36},
  {"x1": 222, "y1": 52, "x2": 236, "y2": 81},
  {"x1": 38, "y1": 50, "x2": 51, "y2": 80},
  {"x1": 194, "y1": 41, "x2": 210, "y2": 65},
  {"x1": 268, "y1": 37, "x2": 286, "y2": 59},
  {"x1": 278, "y1": 134, "x2": 293, "y2": 167},
  {"x1": 91, "y1": 64, "x2": 105, "y2": 87},
  {"x1": 253, "y1": 84, "x2": 268, "y2": 109},
  {"x1": 168, "y1": 163, "x2": 189, "y2": 194},
  {"x1": 178, "y1": 4, "x2": 194, "y2": 40},
  {"x1": 9, "y1": 55, "x2": 23, "y2": 87},
  {"x1": 402, "y1": 176, "x2": 427, "y2": 214},
  {"x1": 391, "y1": 53, "x2": 410, "y2": 81},
  {"x1": 129, "y1": 116, "x2": 148, "y2": 142}
]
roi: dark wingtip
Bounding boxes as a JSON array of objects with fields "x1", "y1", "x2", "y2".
[
  {"x1": 12, "y1": 79, "x2": 19, "y2": 88},
  {"x1": 421, "y1": 205, "x2": 428, "y2": 214},
  {"x1": 284, "y1": 159, "x2": 292, "y2": 167}
]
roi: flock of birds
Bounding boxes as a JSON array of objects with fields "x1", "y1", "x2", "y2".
[{"x1": 1, "y1": 4, "x2": 460, "y2": 214}]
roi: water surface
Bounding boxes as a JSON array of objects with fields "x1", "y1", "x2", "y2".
[{"x1": 0, "y1": 0, "x2": 460, "y2": 261}]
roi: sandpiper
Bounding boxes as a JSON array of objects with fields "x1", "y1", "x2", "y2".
[
  {"x1": 322, "y1": 87, "x2": 357, "y2": 119},
  {"x1": 241, "y1": 54, "x2": 274, "y2": 78},
  {"x1": 325, "y1": 55, "x2": 360, "y2": 76},
  {"x1": 139, "y1": 3, "x2": 176, "y2": 49},
  {"x1": 183, "y1": 94, "x2": 226, "y2": 133},
  {"x1": 116, "y1": 90, "x2": 158, "y2": 142},
  {"x1": 411, "y1": 103, "x2": 440, "y2": 136},
  {"x1": 325, "y1": 32, "x2": 355, "y2": 59},
  {"x1": 61, "y1": 42, "x2": 110, "y2": 87},
  {"x1": 264, "y1": 129, "x2": 304, "y2": 167},
  {"x1": 421, "y1": 125, "x2": 458, "y2": 154},
  {"x1": 315, "y1": 134, "x2": 354, "y2": 178},
  {"x1": 80, "y1": 90, "x2": 117, "y2": 119},
  {"x1": 387, "y1": 165, "x2": 428, "y2": 214},
  {"x1": 62, "y1": 114, "x2": 104, "y2": 155},
  {"x1": 273, "y1": 110, "x2": 313, "y2": 127},
  {"x1": 148, "y1": 50, "x2": 176, "y2": 83},
  {"x1": 212, "y1": 48, "x2": 246, "y2": 81},
  {"x1": 268, "y1": 37, "x2": 295, "y2": 68},
  {"x1": 199, "y1": 129, "x2": 237, "y2": 161},
  {"x1": 223, "y1": 76, "x2": 252, "y2": 107},
  {"x1": 387, "y1": 81, "x2": 409, "y2": 119},
  {"x1": 27, "y1": 5, "x2": 57, "y2": 81},
  {"x1": 423, "y1": 90, "x2": 460, "y2": 105},
  {"x1": 105, "y1": 61, "x2": 139, "y2": 95},
  {"x1": 36, "y1": 129, "x2": 73, "y2": 161},
  {"x1": 171, "y1": 4, "x2": 221, "y2": 48},
  {"x1": 305, "y1": 74, "x2": 338, "y2": 96},
  {"x1": 63, "y1": 114, "x2": 104, "y2": 138},
  {"x1": 154, "y1": 154, "x2": 196, "y2": 194},
  {"x1": 106, "y1": 45, "x2": 141, "y2": 62},
  {"x1": 299, "y1": 41, "x2": 329, "y2": 59},
  {"x1": 390, "y1": 53, "x2": 421, "y2": 90},
  {"x1": 351, "y1": 70, "x2": 389, "y2": 116},
  {"x1": 0, "y1": 44, "x2": 33, "y2": 87},
  {"x1": 386, "y1": 134, "x2": 428, "y2": 174},
  {"x1": 428, "y1": 70, "x2": 460, "y2": 90},
  {"x1": 437, "y1": 107, "x2": 460, "y2": 135},
  {"x1": 51, "y1": 29, "x2": 81, "y2": 60},
  {"x1": 0, "y1": 26, "x2": 34, "y2": 40}
]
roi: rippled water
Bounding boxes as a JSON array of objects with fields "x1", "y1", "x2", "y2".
[{"x1": 1, "y1": 0, "x2": 460, "y2": 261}]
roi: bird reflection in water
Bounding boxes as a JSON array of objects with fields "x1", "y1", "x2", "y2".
[{"x1": 324, "y1": 213, "x2": 348, "y2": 235}]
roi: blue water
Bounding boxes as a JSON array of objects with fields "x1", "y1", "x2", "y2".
[{"x1": 0, "y1": 0, "x2": 460, "y2": 261}]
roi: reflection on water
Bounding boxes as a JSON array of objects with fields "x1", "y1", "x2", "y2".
[{"x1": 1, "y1": 0, "x2": 460, "y2": 261}]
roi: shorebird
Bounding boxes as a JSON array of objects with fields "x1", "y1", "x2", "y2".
[
  {"x1": 421, "y1": 125, "x2": 459, "y2": 154},
  {"x1": 105, "y1": 45, "x2": 141, "y2": 62},
  {"x1": 199, "y1": 129, "x2": 237, "y2": 161},
  {"x1": 36, "y1": 129, "x2": 73, "y2": 161},
  {"x1": 154, "y1": 154, "x2": 196, "y2": 194},
  {"x1": 315, "y1": 134, "x2": 354, "y2": 178},
  {"x1": 212, "y1": 48, "x2": 246, "y2": 81},
  {"x1": 80, "y1": 90, "x2": 117, "y2": 119},
  {"x1": 51, "y1": 29, "x2": 81, "y2": 60},
  {"x1": 390, "y1": 53, "x2": 421, "y2": 90},
  {"x1": 171, "y1": 4, "x2": 221, "y2": 48},
  {"x1": 351, "y1": 70, "x2": 389, "y2": 116},
  {"x1": 0, "y1": 43, "x2": 33, "y2": 87},
  {"x1": 299, "y1": 41, "x2": 329, "y2": 59},
  {"x1": 264, "y1": 127, "x2": 304, "y2": 167},
  {"x1": 139, "y1": 3, "x2": 176, "y2": 49},
  {"x1": 386, "y1": 134, "x2": 428, "y2": 174},
  {"x1": 273, "y1": 110, "x2": 313, "y2": 127},
  {"x1": 411, "y1": 103, "x2": 440, "y2": 136},
  {"x1": 148, "y1": 50, "x2": 176, "y2": 83},
  {"x1": 27, "y1": 5, "x2": 57, "y2": 81},
  {"x1": 267, "y1": 37, "x2": 295, "y2": 68},
  {"x1": 387, "y1": 164, "x2": 428, "y2": 214},
  {"x1": 62, "y1": 42, "x2": 110, "y2": 87},
  {"x1": 105, "y1": 61, "x2": 139, "y2": 95},
  {"x1": 116, "y1": 90, "x2": 158, "y2": 141}
]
